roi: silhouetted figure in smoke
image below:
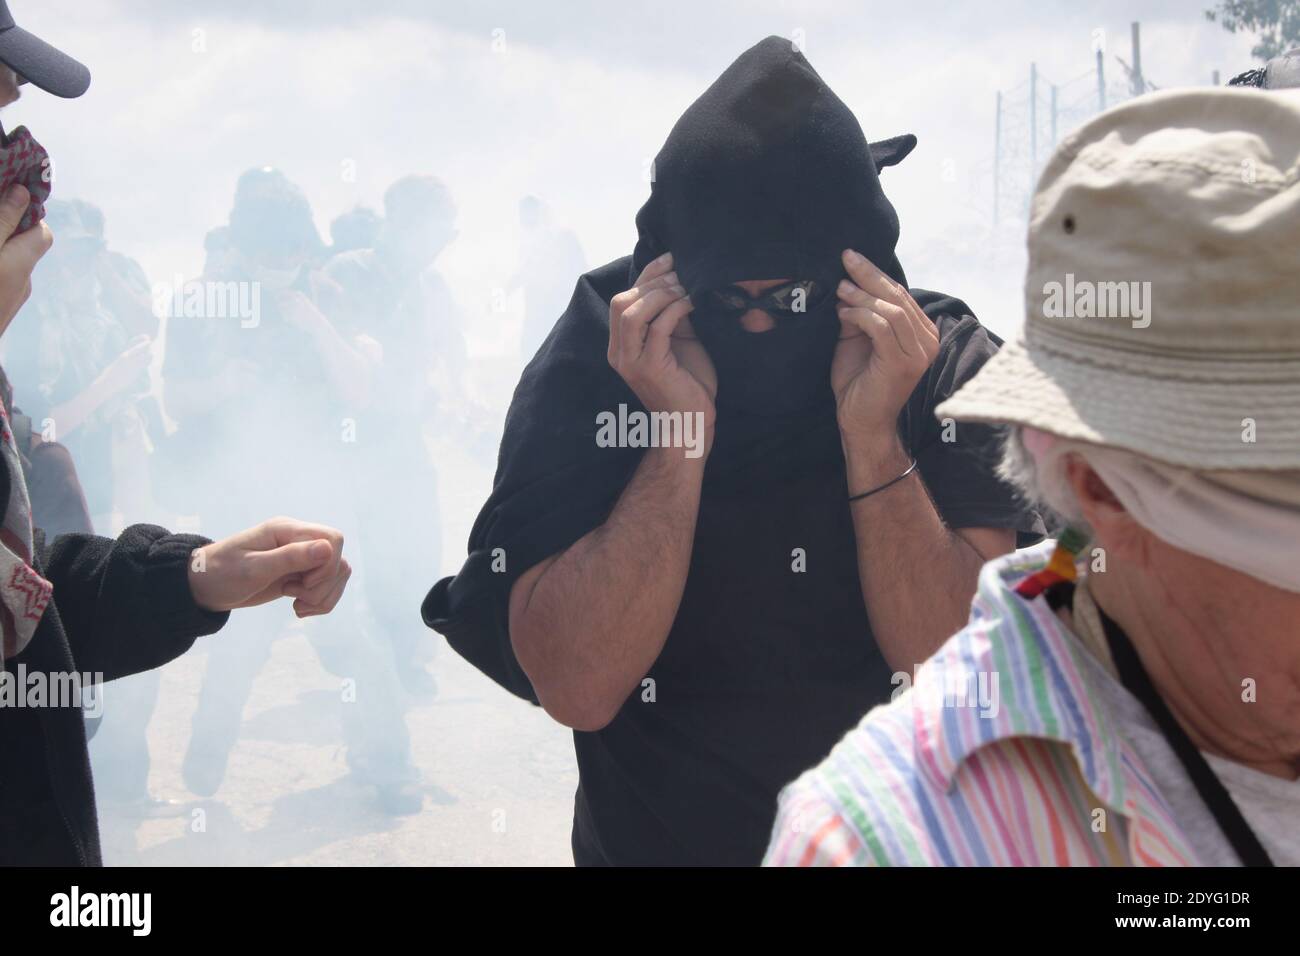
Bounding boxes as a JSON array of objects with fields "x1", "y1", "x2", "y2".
[
  {"x1": 162, "y1": 167, "x2": 422, "y2": 815},
  {"x1": 201, "y1": 224, "x2": 240, "y2": 280},
  {"x1": 509, "y1": 195, "x2": 586, "y2": 360},
  {"x1": 329, "y1": 206, "x2": 382, "y2": 256},
  {"x1": 324, "y1": 175, "x2": 462, "y2": 698},
  {"x1": 2, "y1": 199, "x2": 159, "y2": 528}
]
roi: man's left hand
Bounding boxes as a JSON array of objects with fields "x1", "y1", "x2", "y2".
[{"x1": 831, "y1": 248, "x2": 940, "y2": 447}]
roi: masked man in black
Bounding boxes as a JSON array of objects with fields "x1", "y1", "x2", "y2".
[{"x1": 423, "y1": 36, "x2": 1042, "y2": 865}]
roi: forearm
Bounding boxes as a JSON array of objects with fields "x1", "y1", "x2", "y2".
[
  {"x1": 511, "y1": 444, "x2": 706, "y2": 730},
  {"x1": 845, "y1": 432, "x2": 986, "y2": 672},
  {"x1": 40, "y1": 526, "x2": 229, "y2": 681}
]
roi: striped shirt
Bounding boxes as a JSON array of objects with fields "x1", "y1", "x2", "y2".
[{"x1": 763, "y1": 542, "x2": 1201, "y2": 866}]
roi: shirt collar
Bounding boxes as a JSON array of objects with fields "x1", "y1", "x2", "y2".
[{"x1": 911, "y1": 542, "x2": 1130, "y2": 809}]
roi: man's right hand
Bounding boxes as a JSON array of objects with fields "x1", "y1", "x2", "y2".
[
  {"x1": 513, "y1": 251, "x2": 717, "y2": 731},
  {"x1": 607, "y1": 252, "x2": 716, "y2": 446}
]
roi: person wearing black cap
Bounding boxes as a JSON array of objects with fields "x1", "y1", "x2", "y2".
[
  {"x1": 423, "y1": 36, "x2": 1043, "y2": 866},
  {"x1": 0, "y1": 8, "x2": 354, "y2": 867},
  {"x1": 2, "y1": 197, "x2": 172, "y2": 810},
  {"x1": 0, "y1": 0, "x2": 90, "y2": 99}
]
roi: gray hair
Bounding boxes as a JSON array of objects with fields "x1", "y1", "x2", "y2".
[{"x1": 997, "y1": 425, "x2": 1090, "y2": 535}]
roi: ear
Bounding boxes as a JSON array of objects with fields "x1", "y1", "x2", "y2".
[
  {"x1": 868, "y1": 134, "x2": 918, "y2": 173},
  {"x1": 1062, "y1": 455, "x2": 1153, "y2": 568}
]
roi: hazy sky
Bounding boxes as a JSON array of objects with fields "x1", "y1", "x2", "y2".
[{"x1": 12, "y1": 0, "x2": 1258, "y2": 342}]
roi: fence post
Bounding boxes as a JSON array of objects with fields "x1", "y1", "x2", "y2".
[
  {"x1": 1097, "y1": 48, "x2": 1106, "y2": 110},
  {"x1": 994, "y1": 90, "x2": 1002, "y2": 225},
  {"x1": 1030, "y1": 62, "x2": 1038, "y2": 192}
]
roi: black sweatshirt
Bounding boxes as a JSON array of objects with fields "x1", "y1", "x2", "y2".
[{"x1": 0, "y1": 462, "x2": 229, "y2": 866}]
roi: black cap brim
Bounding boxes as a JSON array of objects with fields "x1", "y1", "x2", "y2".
[{"x1": 0, "y1": 24, "x2": 90, "y2": 98}]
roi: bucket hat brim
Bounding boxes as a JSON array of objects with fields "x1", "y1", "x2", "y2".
[{"x1": 936, "y1": 337, "x2": 1300, "y2": 470}]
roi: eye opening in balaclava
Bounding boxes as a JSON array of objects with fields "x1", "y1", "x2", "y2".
[
  {"x1": 630, "y1": 35, "x2": 914, "y2": 416},
  {"x1": 692, "y1": 278, "x2": 838, "y2": 330}
]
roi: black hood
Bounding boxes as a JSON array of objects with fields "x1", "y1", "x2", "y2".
[{"x1": 631, "y1": 35, "x2": 912, "y2": 293}]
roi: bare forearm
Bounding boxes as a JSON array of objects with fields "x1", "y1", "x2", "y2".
[
  {"x1": 511, "y1": 444, "x2": 706, "y2": 729},
  {"x1": 845, "y1": 433, "x2": 986, "y2": 672}
]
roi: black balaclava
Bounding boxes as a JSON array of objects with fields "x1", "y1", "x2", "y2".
[{"x1": 631, "y1": 36, "x2": 913, "y2": 418}]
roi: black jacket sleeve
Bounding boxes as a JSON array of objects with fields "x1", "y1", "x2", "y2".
[
  {"x1": 37, "y1": 525, "x2": 230, "y2": 682},
  {"x1": 899, "y1": 300, "x2": 1046, "y2": 548}
]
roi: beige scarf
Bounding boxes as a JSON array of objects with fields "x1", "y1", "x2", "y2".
[{"x1": 1025, "y1": 428, "x2": 1300, "y2": 594}]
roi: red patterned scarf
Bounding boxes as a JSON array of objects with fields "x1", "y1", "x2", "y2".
[
  {"x1": 0, "y1": 122, "x2": 51, "y2": 233},
  {"x1": 0, "y1": 368, "x2": 53, "y2": 664}
]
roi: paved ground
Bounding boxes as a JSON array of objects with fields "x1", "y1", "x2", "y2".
[{"x1": 94, "y1": 434, "x2": 580, "y2": 867}]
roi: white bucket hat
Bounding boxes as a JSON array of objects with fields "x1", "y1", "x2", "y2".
[
  {"x1": 938, "y1": 87, "x2": 1300, "y2": 470},
  {"x1": 1266, "y1": 49, "x2": 1300, "y2": 89}
]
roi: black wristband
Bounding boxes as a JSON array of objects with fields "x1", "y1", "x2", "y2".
[{"x1": 848, "y1": 458, "x2": 918, "y2": 503}]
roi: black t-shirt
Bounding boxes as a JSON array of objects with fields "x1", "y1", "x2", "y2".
[{"x1": 421, "y1": 252, "x2": 1044, "y2": 866}]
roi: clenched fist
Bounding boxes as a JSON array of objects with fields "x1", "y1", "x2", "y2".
[{"x1": 188, "y1": 517, "x2": 352, "y2": 617}]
